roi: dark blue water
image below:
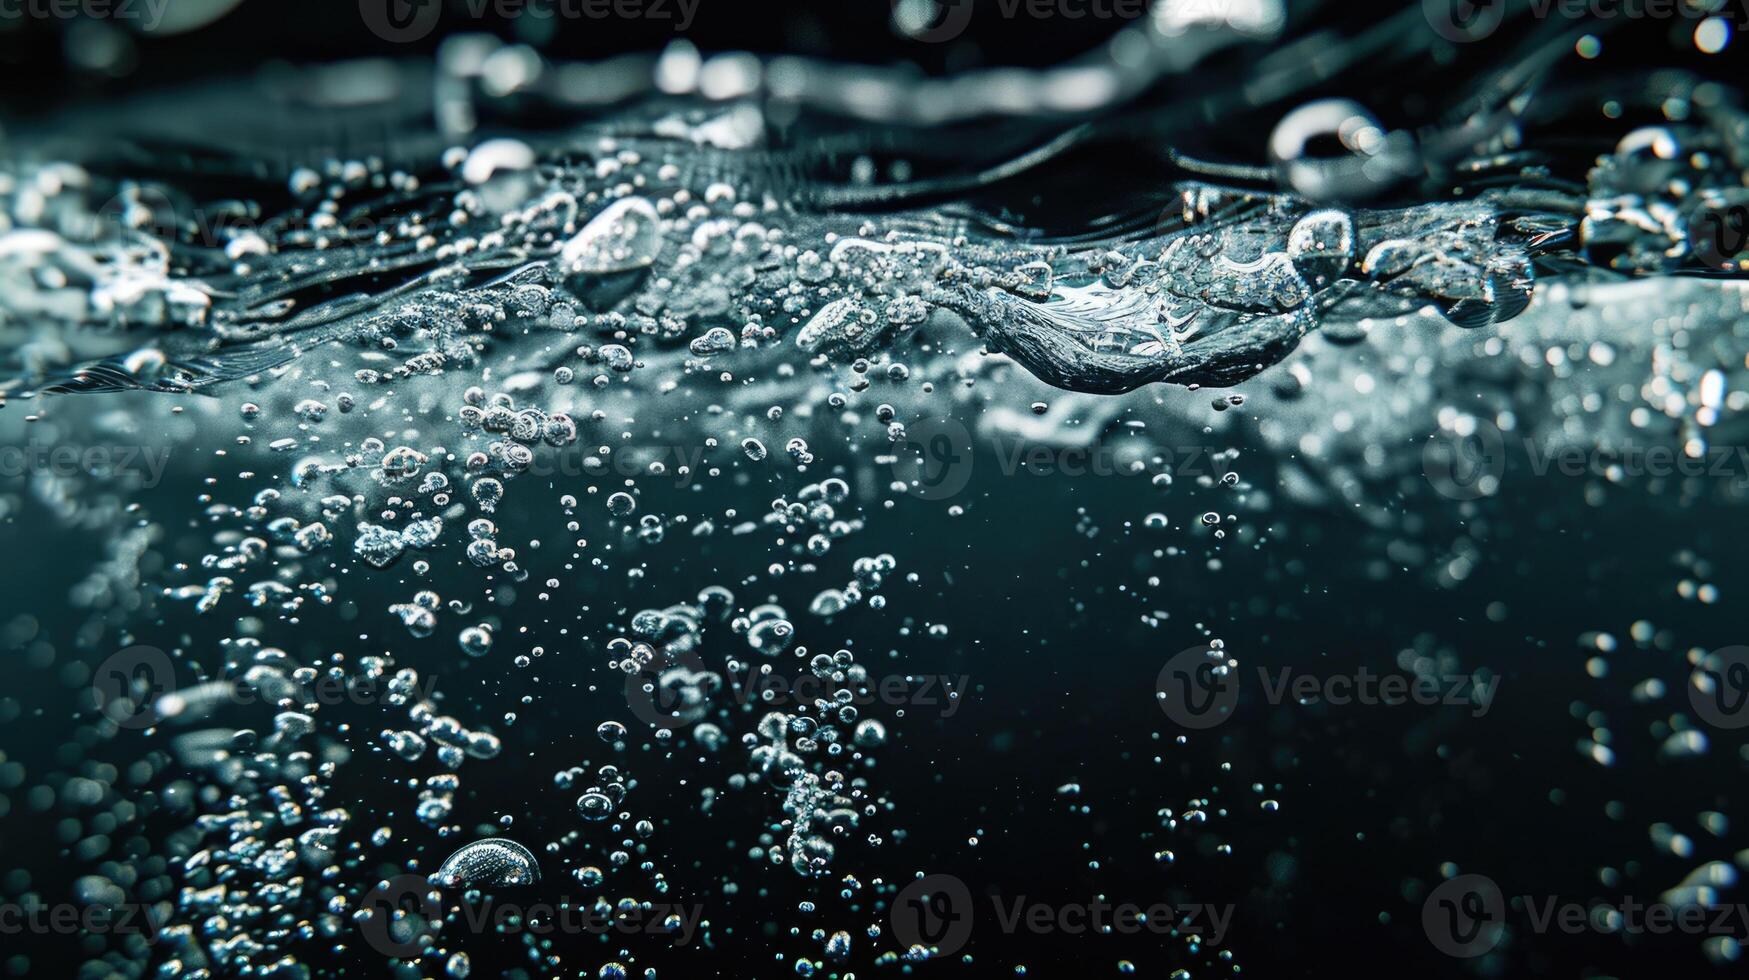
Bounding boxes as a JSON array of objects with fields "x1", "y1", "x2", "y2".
[{"x1": 4, "y1": 3, "x2": 1749, "y2": 979}]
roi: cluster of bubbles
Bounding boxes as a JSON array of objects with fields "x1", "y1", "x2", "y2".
[{"x1": 5, "y1": 8, "x2": 1749, "y2": 979}]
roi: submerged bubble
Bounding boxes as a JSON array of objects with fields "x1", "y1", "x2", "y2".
[
  {"x1": 577, "y1": 791, "x2": 615, "y2": 821},
  {"x1": 10, "y1": 17, "x2": 1749, "y2": 980},
  {"x1": 432, "y1": 838, "x2": 541, "y2": 888},
  {"x1": 459, "y1": 625, "x2": 494, "y2": 657}
]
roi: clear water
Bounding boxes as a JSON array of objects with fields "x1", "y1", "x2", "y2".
[{"x1": 3, "y1": 4, "x2": 1749, "y2": 978}]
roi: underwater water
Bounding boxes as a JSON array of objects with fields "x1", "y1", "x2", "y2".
[{"x1": 2, "y1": 0, "x2": 1749, "y2": 977}]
